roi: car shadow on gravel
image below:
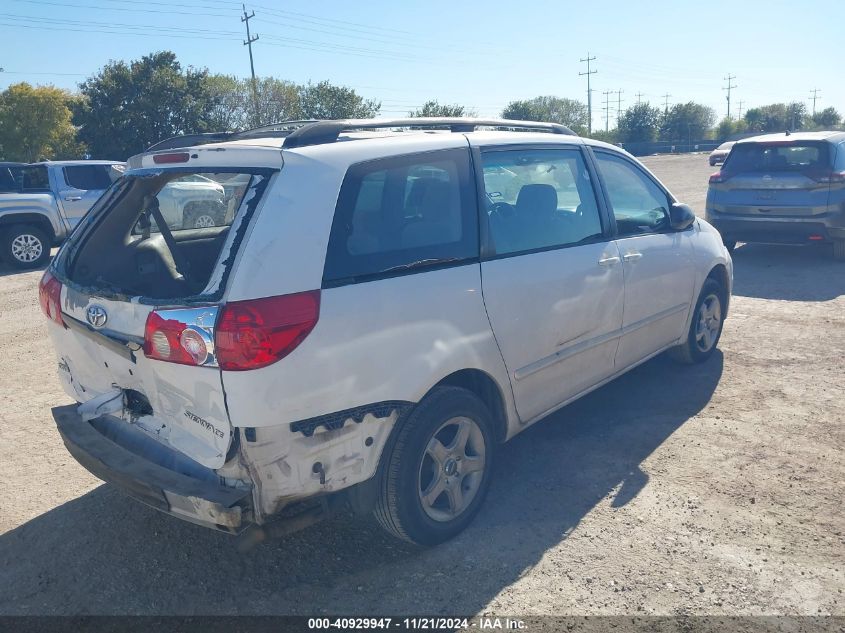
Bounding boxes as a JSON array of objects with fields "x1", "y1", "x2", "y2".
[
  {"x1": 731, "y1": 242, "x2": 845, "y2": 301},
  {"x1": 0, "y1": 352, "x2": 723, "y2": 615}
]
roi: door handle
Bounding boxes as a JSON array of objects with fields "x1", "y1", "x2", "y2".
[
  {"x1": 622, "y1": 251, "x2": 643, "y2": 262},
  {"x1": 598, "y1": 256, "x2": 621, "y2": 266},
  {"x1": 64, "y1": 196, "x2": 82, "y2": 201}
]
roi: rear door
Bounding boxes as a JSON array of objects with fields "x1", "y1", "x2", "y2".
[
  {"x1": 709, "y1": 141, "x2": 833, "y2": 216},
  {"x1": 48, "y1": 169, "x2": 268, "y2": 469},
  {"x1": 55, "y1": 164, "x2": 121, "y2": 228},
  {"x1": 591, "y1": 150, "x2": 696, "y2": 369},
  {"x1": 477, "y1": 144, "x2": 624, "y2": 423}
]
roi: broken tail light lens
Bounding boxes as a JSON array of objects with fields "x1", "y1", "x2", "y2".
[
  {"x1": 215, "y1": 290, "x2": 321, "y2": 371},
  {"x1": 38, "y1": 270, "x2": 65, "y2": 327},
  {"x1": 143, "y1": 307, "x2": 218, "y2": 366}
]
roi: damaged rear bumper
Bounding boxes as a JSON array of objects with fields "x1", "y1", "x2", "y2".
[{"x1": 52, "y1": 404, "x2": 251, "y2": 533}]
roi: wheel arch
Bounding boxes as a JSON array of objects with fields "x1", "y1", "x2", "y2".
[
  {"x1": 430, "y1": 368, "x2": 509, "y2": 444},
  {"x1": 706, "y1": 263, "x2": 731, "y2": 317},
  {"x1": 0, "y1": 213, "x2": 57, "y2": 244}
]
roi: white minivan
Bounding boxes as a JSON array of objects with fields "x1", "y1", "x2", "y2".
[{"x1": 41, "y1": 119, "x2": 732, "y2": 547}]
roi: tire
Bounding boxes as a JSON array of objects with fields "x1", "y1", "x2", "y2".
[
  {"x1": 2, "y1": 224, "x2": 51, "y2": 270},
  {"x1": 833, "y1": 240, "x2": 845, "y2": 262},
  {"x1": 669, "y1": 278, "x2": 726, "y2": 365},
  {"x1": 374, "y1": 386, "x2": 496, "y2": 546},
  {"x1": 723, "y1": 239, "x2": 737, "y2": 253},
  {"x1": 182, "y1": 200, "x2": 225, "y2": 230}
]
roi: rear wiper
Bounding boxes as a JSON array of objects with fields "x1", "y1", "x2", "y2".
[{"x1": 381, "y1": 257, "x2": 463, "y2": 274}]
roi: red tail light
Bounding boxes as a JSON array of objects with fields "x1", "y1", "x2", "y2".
[
  {"x1": 709, "y1": 171, "x2": 728, "y2": 184},
  {"x1": 808, "y1": 170, "x2": 845, "y2": 184},
  {"x1": 144, "y1": 311, "x2": 210, "y2": 366},
  {"x1": 215, "y1": 290, "x2": 320, "y2": 371},
  {"x1": 38, "y1": 270, "x2": 64, "y2": 327}
]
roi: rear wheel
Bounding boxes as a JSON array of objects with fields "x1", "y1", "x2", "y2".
[
  {"x1": 669, "y1": 278, "x2": 726, "y2": 364},
  {"x1": 182, "y1": 200, "x2": 225, "y2": 230},
  {"x1": 833, "y1": 240, "x2": 845, "y2": 262},
  {"x1": 2, "y1": 225, "x2": 51, "y2": 269},
  {"x1": 374, "y1": 386, "x2": 495, "y2": 546}
]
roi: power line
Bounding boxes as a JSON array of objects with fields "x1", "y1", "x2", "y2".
[
  {"x1": 809, "y1": 88, "x2": 821, "y2": 116},
  {"x1": 723, "y1": 74, "x2": 737, "y2": 120},
  {"x1": 737, "y1": 100, "x2": 745, "y2": 120},
  {"x1": 635, "y1": 92, "x2": 644, "y2": 105},
  {"x1": 615, "y1": 89, "x2": 623, "y2": 121},
  {"x1": 579, "y1": 53, "x2": 597, "y2": 135},
  {"x1": 661, "y1": 93, "x2": 671, "y2": 113}
]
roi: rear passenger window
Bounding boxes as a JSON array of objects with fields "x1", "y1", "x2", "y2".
[
  {"x1": 594, "y1": 152, "x2": 671, "y2": 236},
  {"x1": 323, "y1": 149, "x2": 478, "y2": 285},
  {"x1": 63, "y1": 165, "x2": 115, "y2": 190},
  {"x1": 480, "y1": 148, "x2": 604, "y2": 256}
]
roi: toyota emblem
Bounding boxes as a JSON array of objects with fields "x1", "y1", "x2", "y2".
[{"x1": 86, "y1": 304, "x2": 108, "y2": 329}]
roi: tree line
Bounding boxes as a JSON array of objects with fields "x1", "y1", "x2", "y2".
[{"x1": 0, "y1": 50, "x2": 841, "y2": 162}]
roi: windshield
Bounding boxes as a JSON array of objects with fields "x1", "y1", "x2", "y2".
[
  {"x1": 723, "y1": 141, "x2": 831, "y2": 174},
  {"x1": 62, "y1": 169, "x2": 271, "y2": 301}
]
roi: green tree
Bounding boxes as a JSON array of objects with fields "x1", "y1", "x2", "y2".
[
  {"x1": 810, "y1": 106, "x2": 841, "y2": 129},
  {"x1": 501, "y1": 96, "x2": 588, "y2": 134},
  {"x1": 744, "y1": 102, "x2": 808, "y2": 133},
  {"x1": 715, "y1": 116, "x2": 748, "y2": 140},
  {"x1": 616, "y1": 103, "x2": 661, "y2": 143},
  {"x1": 409, "y1": 100, "x2": 476, "y2": 117},
  {"x1": 75, "y1": 51, "x2": 218, "y2": 159},
  {"x1": 298, "y1": 81, "x2": 380, "y2": 120},
  {"x1": 0, "y1": 82, "x2": 81, "y2": 161},
  {"x1": 659, "y1": 102, "x2": 716, "y2": 142}
]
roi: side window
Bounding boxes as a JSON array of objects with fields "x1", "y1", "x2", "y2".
[
  {"x1": 836, "y1": 142, "x2": 845, "y2": 171},
  {"x1": 63, "y1": 165, "x2": 115, "y2": 191},
  {"x1": 594, "y1": 152, "x2": 671, "y2": 236},
  {"x1": 323, "y1": 149, "x2": 477, "y2": 284},
  {"x1": 21, "y1": 166, "x2": 50, "y2": 191},
  {"x1": 481, "y1": 148, "x2": 603, "y2": 256}
]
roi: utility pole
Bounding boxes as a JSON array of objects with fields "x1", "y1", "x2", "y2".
[
  {"x1": 635, "y1": 92, "x2": 644, "y2": 105},
  {"x1": 242, "y1": 4, "x2": 260, "y2": 125},
  {"x1": 661, "y1": 93, "x2": 671, "y2": 114},
  {"x1": 809, "y1": 88, "x2": 821, "y2": 116},
  {"x1": 737, "y1": 100, "x2": 745, "y2": 120},
  {"x1": 579, "y1": 53, "x2": 597, "y2": 135},
  {"x1": 615, "y1": 89, "x2": 624, "y2": 122},
  {"x1": 723, "y1": 74, "x2": 737, "y2": 120},
  {"x1": 602, "y1": 90, "x2": 612, "y2": 132}
]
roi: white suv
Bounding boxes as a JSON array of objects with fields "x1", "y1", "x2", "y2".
[{"x1": 41, "y1": 118, "x2": 732, "y2": 547}]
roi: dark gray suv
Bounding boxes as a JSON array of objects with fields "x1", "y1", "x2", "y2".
[{"x1": 705, "y1": 131, "x2": 845, "y2": 260}]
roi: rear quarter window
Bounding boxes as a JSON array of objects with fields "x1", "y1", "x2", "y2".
[
  {"x1": 63, "y1": 164, "x2": 118, "y2": 190},
  {"x1": 323, "y1": 148, "x2": 478, "y2": 286}
]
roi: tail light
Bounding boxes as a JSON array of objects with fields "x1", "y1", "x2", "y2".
[
  {"x1": 808, "y1": 170, "x2": 845, "y2": 184},
  {"x1": 215, "y1": 290, "x2": 320, "y2": 371},
  {"x1": 709, "y1": 171, "x2": 728, "y2": 184},
  {"x1": 38, "y1": 270, "x2": 65, "y2": 327},
  {"x1": 143, "y1": 307, "x2": 218, "y2": 367}
]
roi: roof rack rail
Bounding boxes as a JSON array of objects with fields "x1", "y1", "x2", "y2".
[{"x1": 282, "y1": 117, "x2": 576, "y2": 149}]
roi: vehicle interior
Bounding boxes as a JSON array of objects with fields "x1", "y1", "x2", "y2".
[{"x1": 66, "y1": 172, "x2": 255, "y2": 299}]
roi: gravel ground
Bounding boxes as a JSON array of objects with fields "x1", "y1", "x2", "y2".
[{"x1": 0, "y1": 153, "x2": 842, "y2": 616}]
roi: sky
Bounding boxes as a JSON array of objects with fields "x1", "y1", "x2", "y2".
[{"x1": 1, "y1": 0, "x2": 843, "y2": 131}]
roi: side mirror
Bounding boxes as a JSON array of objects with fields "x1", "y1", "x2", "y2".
[{"x1": 669, "y1": 202, "x2": 696, "y2": 231}]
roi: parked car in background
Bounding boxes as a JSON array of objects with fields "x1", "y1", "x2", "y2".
[
  {"x1": 43, "y1": 118, "x2": 732, "y2": 548},
  {"x1": 0, "y1": 161, "x2": 124, "y2": 268},
  {"x1": 156, "y1": 173, "x2": 227, "y2": 229},
  {"x1": 0, "y1": 162, "x2": 26, "y2": 193},
  {"x1": 709, "y1": 141, "x2": 735, "y2": 166},
  {"x1": 706, "y1": 131, "x2": 845, "y2": 260}
]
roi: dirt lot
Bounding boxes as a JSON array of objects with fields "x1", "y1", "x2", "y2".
[{"x1": 0, "y1": 153, "x2": 842, "y2": 616}]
